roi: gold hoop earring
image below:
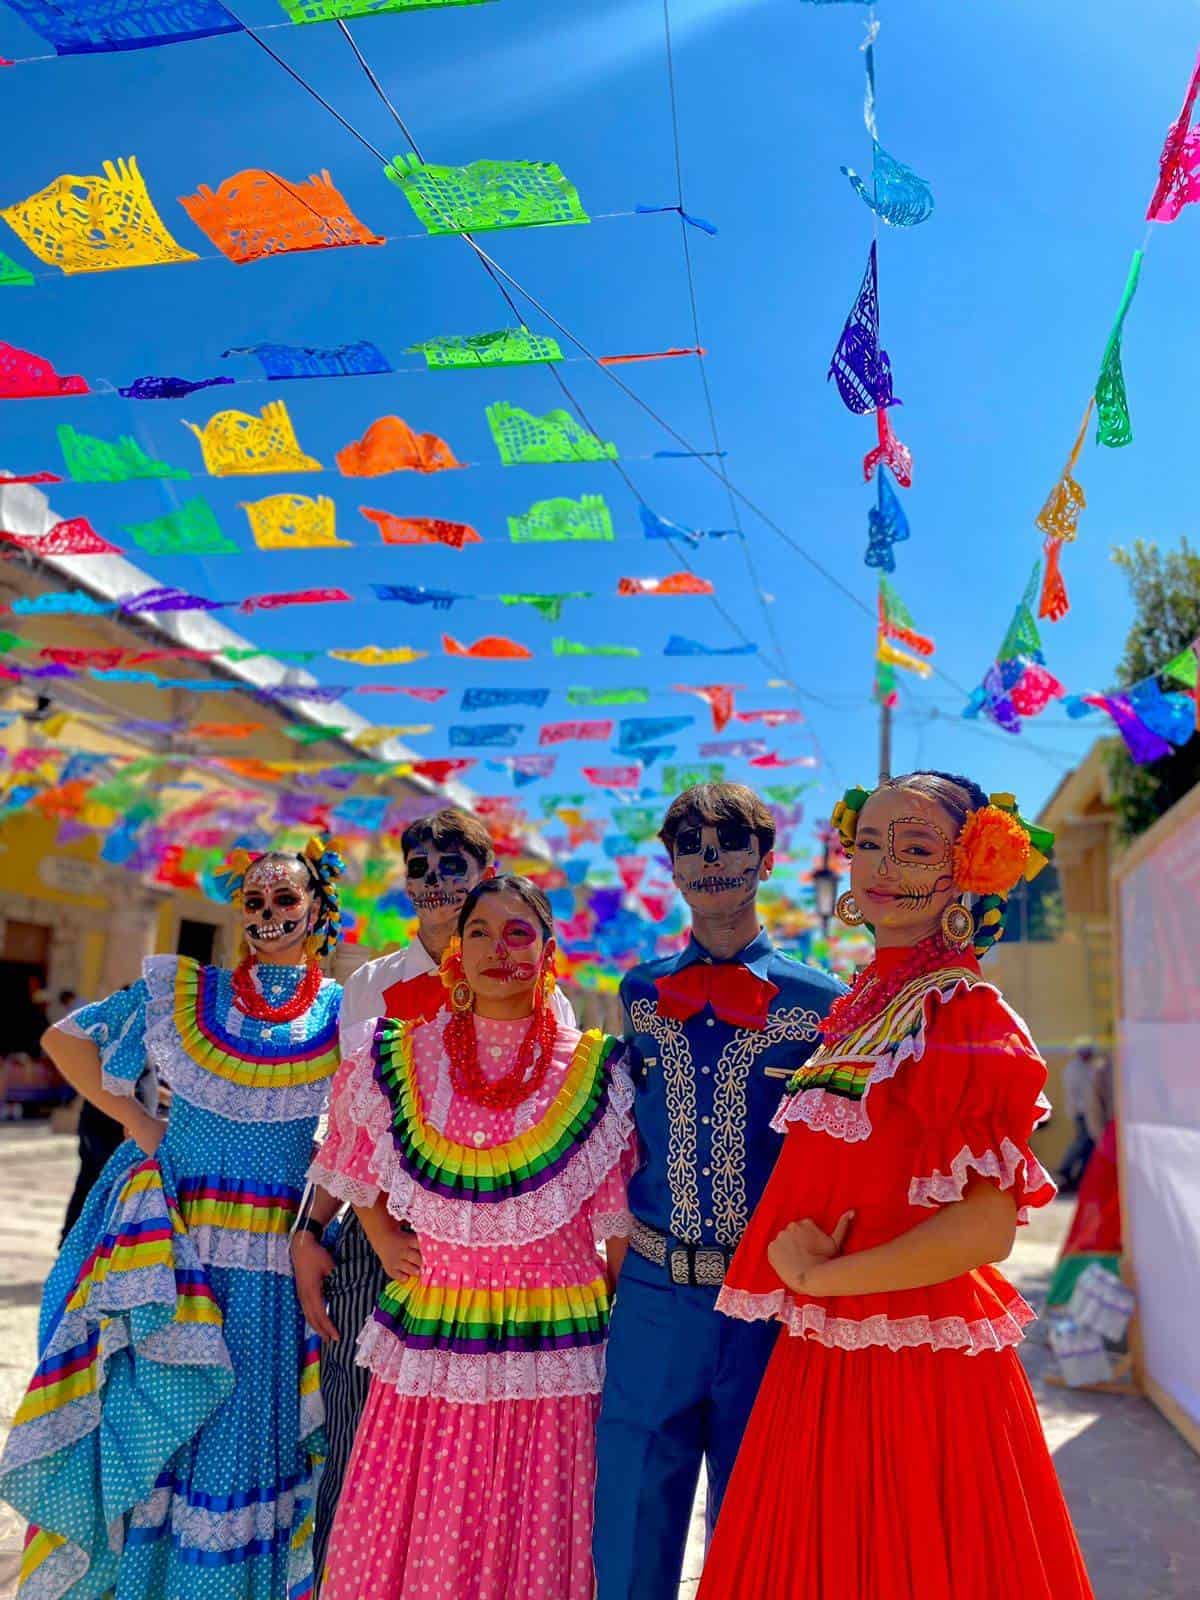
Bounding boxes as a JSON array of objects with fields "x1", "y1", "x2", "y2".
[
  {"x1": 451, "y1": 980, "x2": 473, "y2": 1013},
  {"x1": 835, "y1": 891, "x2": 865, "y2": 927},
  {"x1": 941, "y1": 902, "x2": 974, "y2": 949}
]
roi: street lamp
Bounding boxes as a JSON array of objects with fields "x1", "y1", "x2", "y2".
[{"x1": 811, "y1": 835, "x2": 839, "y2": 938}]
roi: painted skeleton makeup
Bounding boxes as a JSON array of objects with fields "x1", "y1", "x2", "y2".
[
  {"x1": 405, "y1": 843, "x2": 478, "y2": 915},
  {"x1": 241, "y1": 859, "x2": 318, "y2": 955},
  {"x1": 851, "y1": 792, "x2": 962, "y2": 937},
  {"x1": 878, "y1": 816, "x2": 955, "y2": 911},
  {"x1": 461, "y1": 903, "x2": 551, "y2": 994},
  {"x1": 671, "y1": 818, "x2": 767, "y2": 905}
]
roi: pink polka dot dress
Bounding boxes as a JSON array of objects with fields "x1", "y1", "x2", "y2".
[{"x1": 310, "y1": 1012, "x2": 636, "y2": 1600}]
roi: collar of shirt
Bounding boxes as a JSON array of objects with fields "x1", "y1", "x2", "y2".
[{"x1": 667, "y1": 927, "x2": 775, "y2": 979}]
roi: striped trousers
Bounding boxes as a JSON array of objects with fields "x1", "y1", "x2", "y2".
[{"x1": 313, "y1": 1211, "x2": 388, "y2": 1589}]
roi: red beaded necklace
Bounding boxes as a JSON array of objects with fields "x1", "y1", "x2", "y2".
[
  {"x1": 444, "y1": 1001, "x2": 559, "y2": 1111},
  {"x1": 232, "y1": 956, "x2": 323, "y2": 1024},
  {"x1": 820, "y1": 934, "x2": 963, "y2": 1045}
]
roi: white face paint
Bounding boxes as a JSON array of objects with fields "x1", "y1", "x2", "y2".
[
  {"x1": 404, "y1": 839, "x2": 487, "y2": 937},
  {"x1": 241, "y1": 858, "x2": 318, "y2": 963},
  {"x1": 670, "y1": 818, "x2": 773, "y2": 917}
]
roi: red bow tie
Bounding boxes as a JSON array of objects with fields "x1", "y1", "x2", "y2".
[{"x1": 654, "y1": 963, "x2": 779, "y2": 1032}]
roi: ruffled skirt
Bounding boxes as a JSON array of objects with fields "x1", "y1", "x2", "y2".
[
  {"x1": 0, "y1": 1144, "x2": 322, "y2": 1600},
  {"x1": 696, "y1": 1337, "x2": 1094, "y2": 1600},
  {"x1": 321, "y1": 1377, "x2": 599, "y2": 1600}
]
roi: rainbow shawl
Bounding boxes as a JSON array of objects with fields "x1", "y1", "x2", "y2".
[
  {"x1": 143, "y1": 955, "x2": 340, "y2": 1124},
  {"x1": 772, "y1": 966, "x2": 990, "y2": 1143},
  {"x1": 366, "y1": 1023, "x2": 633, "y2": 1249},
  {"x1": 0, "y1": 1152, "x2": 232, "y2": 1600}
]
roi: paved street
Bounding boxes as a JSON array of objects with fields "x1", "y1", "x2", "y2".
[{"x1": 1, "y1": 1123, "x2": 1197, "y2": 1598}]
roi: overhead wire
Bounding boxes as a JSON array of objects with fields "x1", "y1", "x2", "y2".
[
  {"x1": 330, "y1": 17, "x2": 816, "y2": 709},
  {"x1": 182, "y1": 13, "x2": 1035, "y2": 763},
  {"x1": 656, "y1": 0, "x2": 832, "y2": 774}
]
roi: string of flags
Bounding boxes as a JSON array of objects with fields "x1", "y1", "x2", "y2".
[
  {"x1": 965, "y1": 45, "x2": 1200, "y2": 753},
  {"x1": 819, "y1": 17, "x2": 931, "y2": 712}
]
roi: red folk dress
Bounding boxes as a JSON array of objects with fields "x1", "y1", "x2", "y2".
[{"x1": 696, "y1": 948, "x2": 1095, "y2": 1600}]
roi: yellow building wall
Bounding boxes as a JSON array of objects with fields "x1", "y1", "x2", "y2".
[{"x1": 988, "y1": 914, "x2": 1114, "y2": 1172}]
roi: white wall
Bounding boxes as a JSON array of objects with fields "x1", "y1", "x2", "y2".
[{"x1": 1118, "y1": 802, "x2": 1200, "y2": 1437}]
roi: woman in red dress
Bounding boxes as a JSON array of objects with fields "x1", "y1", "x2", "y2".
[{"x1": 697, "y1": 770, "x2": 1095, "y2": 1600}]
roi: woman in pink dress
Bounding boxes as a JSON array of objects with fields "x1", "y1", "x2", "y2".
[{"x1": 311, "y1": 874, "x2": 636, "y2": 1600}]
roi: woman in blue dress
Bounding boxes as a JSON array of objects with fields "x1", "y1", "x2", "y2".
[{"x1": 0, "y1": 837, "x2": 346, "y2": 1600}]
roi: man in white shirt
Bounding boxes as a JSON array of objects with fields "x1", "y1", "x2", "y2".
[
  {"x1": 1058, "y1": 1038, "x2": 1097, "y2": 1193},
  {"x1": 295, "y1": 808, "x2": 577, "y2": 1582}
]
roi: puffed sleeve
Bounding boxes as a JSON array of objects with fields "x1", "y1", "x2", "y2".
[
  {"x1": 55, "y1": 981, "x2": 150, "y2": 1098},
  {"x1": 905, "y1": 984, "x2": 1057, "y2": 1224},
  {"x1": 308, "y1": 1018, "x2": 387, "y2": 1207}
]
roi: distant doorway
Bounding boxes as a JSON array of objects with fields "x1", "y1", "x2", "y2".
[{"x1": 177, "y1": 919, "x2": 218, "y2": 965}]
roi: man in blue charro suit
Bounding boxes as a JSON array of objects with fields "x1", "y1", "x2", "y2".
[{"x1": 594, "y1": 782, "x2": 845, "y2": 1598}]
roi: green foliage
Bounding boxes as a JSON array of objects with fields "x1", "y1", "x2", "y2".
[
  {"x1": 1108, "y1": 537, "x2": 1200, "y2": 838},
  {"x1": 1003, "y1": 868, "x2": 1065, "y2": 944}
]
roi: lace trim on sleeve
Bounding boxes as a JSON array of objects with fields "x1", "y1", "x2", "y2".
[
  {"x1": 305, "y1": 1161, "x2": 380, "y2": 1209},
  {"x1": 593, "y1": 1210, "x2": 634, "y2": 1239},
  {"x1": 907, "y1": 1138, "x2": 1057, "y2": 1225}
]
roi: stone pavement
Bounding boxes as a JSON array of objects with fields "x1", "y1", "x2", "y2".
[{"x1": 0, "y1": 1123, "x2": 1197, "y2": 1599}]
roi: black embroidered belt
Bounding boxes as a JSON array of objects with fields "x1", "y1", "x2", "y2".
[{"x1": 628, "y1": 1216, "x2": 734, "y2": 1288}]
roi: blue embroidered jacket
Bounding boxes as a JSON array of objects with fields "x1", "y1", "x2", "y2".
[{"x1": 620, "y1": 929, "x2": 844, "y2": 1248}]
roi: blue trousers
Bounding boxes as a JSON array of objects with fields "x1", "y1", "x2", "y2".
[{"x1": 594, "y1": 1248, "x2": 778, "y2": 1599}]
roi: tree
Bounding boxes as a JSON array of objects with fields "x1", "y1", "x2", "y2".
[{"x1": 1107, "y1": 538, "x2": 1200, "y2": 839}]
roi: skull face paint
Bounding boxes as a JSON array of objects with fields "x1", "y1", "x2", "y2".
[
  {"x1": 850, "y1": 790, "x2": 961, "y2": 943},
  {"x1": 670, "y1": 817, "x2": 771, "y2": 914},
  {"x1": 460, "y1": 894, "x2": 552, "y2": 1006},
  {"x1": 404, "y1": 844, "x2": 484, "y2": 920},
  {"x1": 241, "y1": 857, "x2": 318, "y2": 962}
]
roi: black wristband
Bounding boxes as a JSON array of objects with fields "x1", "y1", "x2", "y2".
[{"x1": 297, "y1": 1216, "x2": 325, "y2": 1245}]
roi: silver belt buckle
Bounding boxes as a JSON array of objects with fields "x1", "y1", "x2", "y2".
[
  {"x1": 668, "y1": 1246, "x2": 727, "y2": 1287},
  {"x1": 692, "y1": 1248, "x2": 727, "y2": 1288},
  {"x1": 669, "y1": 1247, "x2": 692, "y2": 1286}
]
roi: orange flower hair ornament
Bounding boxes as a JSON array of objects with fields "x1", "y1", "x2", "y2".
[{"x1": 952, "y1": 806, "x2": 1032, "y2": 896}]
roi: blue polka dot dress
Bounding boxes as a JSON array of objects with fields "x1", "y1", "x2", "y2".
[{"x1": 0, "y1": 956, "x2": 341, "y2": 1600}]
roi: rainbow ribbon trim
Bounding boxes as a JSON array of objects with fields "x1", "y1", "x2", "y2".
[
  {"x1": 173, "y1": 960, "x2": 339, "y2": 1087},
  {"x1": 372, "y1": 1025, "x2": 619, "y2": 1203},
  {"x1": 177, "y1": 1175, "x2": 303, "y2": 1237},
  {"x1": 372, "y1": 1273, "x2": 610, "y2": 1355},
  {"x1": 15, "y1": 1164, "x2": 221, "y2": 1433},
  {"x1": 784, "y1": 967, "x2": 984, "y2": 1100}
]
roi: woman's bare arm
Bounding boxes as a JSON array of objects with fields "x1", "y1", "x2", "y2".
[{"x1": 769, "y1": 1181, "x2": 1018, "y2": 1299}]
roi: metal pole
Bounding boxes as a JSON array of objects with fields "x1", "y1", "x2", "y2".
[{"x1": 878, "y1": 698, "x2": 893, "y2": 782}]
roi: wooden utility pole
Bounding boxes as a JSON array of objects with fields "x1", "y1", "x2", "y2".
[{"x1": 878, "y1": 698, "x2": 893, "y2": 781}]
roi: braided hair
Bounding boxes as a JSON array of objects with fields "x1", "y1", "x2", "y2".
[{"x1": 881, "y1": 770, "x2": 1008, "y2": 958}]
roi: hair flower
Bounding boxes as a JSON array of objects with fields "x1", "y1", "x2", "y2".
[
  {"x1": 953, "y1": 805, "x2": 1032, "y2": 896},
  {"x1": 831, "y1": 786, "x2": 870, "y2": 853}
]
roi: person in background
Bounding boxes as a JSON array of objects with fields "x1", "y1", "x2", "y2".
[
  {"x1": 46, "y1": 989, "x2": 78, "y2": 1026},
  {"x1": 312, "y1": 875, "x2": 632, "y2": 1599},
  {"x1": 294, "y1": 808, "x2": 577, "y2": 1585},
  {"x1": 58, "y1": 985, "x2": 159, "y2": 1243},
  {"x1": 594, "y1": 782, "x2": 844, "y2": 1600},
  {"x1": 1058, "y1": 1038, "x2": 1097, "y2": 1193},
  {"x1": 1085, "y1": 1049, "x2": 1114, "y2": 1144}
]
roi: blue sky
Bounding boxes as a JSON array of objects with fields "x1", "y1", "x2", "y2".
[{"x1": 1, "y1": 0, "x2": 1197, "y2": 844}]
